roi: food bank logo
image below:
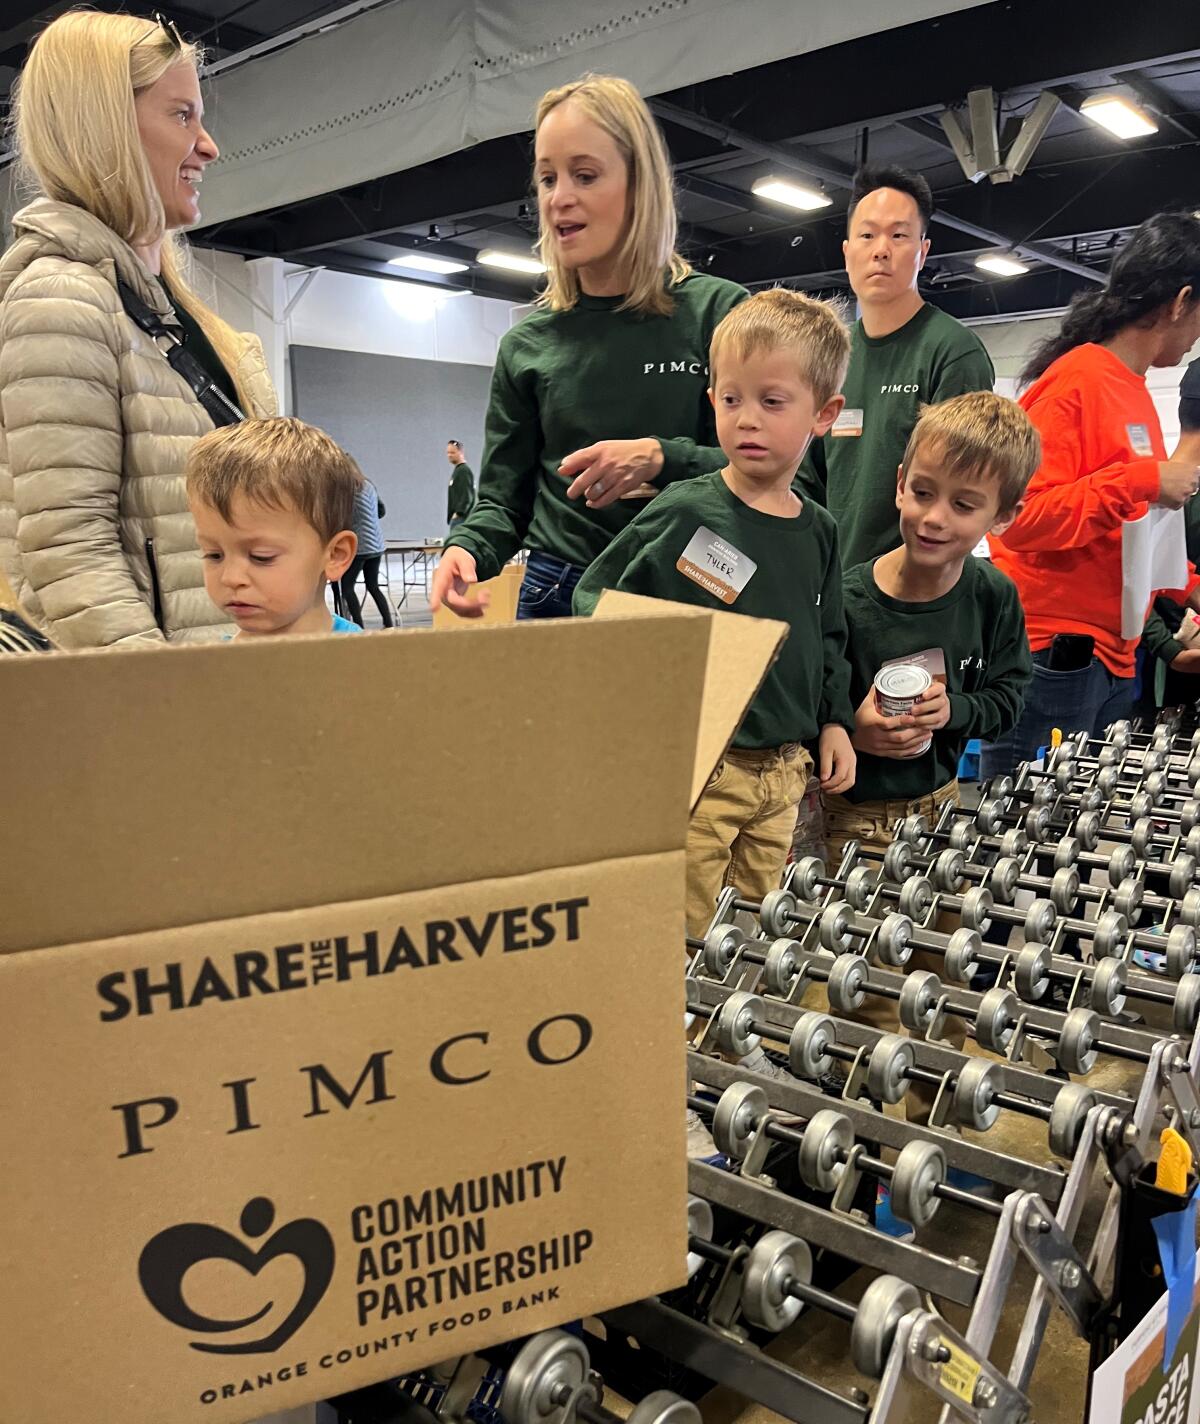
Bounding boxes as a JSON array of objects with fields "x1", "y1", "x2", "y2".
[{"x1": 138, "y1": 1196, "x2": 335, "y2": 1354}]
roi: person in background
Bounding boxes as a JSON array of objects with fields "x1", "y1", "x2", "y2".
[
  {"x1": 342, "y1": 476, "x2": 394, "y2": 627},
  {"x1": 431, "y1": 74, "x2": 746, "y2": 621},
  {"x1": 826, "y1": 393, "x2": 1037, "y2": 1126},
  {"x1": 446, "y1": 440, "x2": 475, "y2": 530},
  {"x1": 798, "y1": 165, "x2": 994, "y2": 570},
  {"x1": 0, "y1": 10, "x2": 275, "y2": 649},
  {"x1": 983, "y1": 212, "x2": 1200, "y2": 774},
  {"x1": 1139, "y1": 360, "x2": 1200, "y2": 711},
  {"x1": 186, "y1": 418, "x2": 361, "y2": 638}
]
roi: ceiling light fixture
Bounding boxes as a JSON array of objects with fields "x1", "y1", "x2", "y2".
[
  {"x1": 387, "y1": 253, "x2": 470, "y2": 275},
  {"x1": 975, "y1": 253, "x2": 1030, "y2": 277},
  {"x1": 750, "y1": 176, "x2": 832, "y2": 212},
  {"x1": 478, "y1": 248, "x2": 546, "y2": 276},
  {"x1": 1080, "y1": 94, "x2": 1158, "y2": 140}
]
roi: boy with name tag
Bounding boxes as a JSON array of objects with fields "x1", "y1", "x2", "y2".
[
  {"x1": 821, "y1": 392, "x2": 1038, "y2": 1122},
  {"x1": 574, "y1": 289, "x2": 858, "y2": 941}
]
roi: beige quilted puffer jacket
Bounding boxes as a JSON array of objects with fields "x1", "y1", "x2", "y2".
[{"x1": 0, "y1": 199, "x2": 276, "y2": 647}]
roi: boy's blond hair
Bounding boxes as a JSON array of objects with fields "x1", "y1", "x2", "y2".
[
  {"x1": 187, "y1": 417, "x2": 363, "y2": 542},
  {"x1": 902, "y1": 392, "x2": 1041, "y2": 514},
  {"x1": 709, "y1": 288, "x2": 850, "y2": 406}
]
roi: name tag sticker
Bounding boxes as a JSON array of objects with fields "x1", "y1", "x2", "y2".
[
  {"x1": 1127, "y1": 423, "x2": 1154, "y2": 457},
  {"x1": 832, "y1": 407, "x2": 864, "y2": 438},
  {"x1": 677, "y1": 525, "x2": 758, "y2": 605}
]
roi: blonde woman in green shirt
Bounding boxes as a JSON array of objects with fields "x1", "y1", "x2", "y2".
[{"x1": 430, "y1": 74, "x2": 746, "y2": 620}]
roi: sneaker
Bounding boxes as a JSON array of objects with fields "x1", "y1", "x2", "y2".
[
  {"x1": 739, "y1": 1045, "x2": 794, "y2": 1083},
  {"x1": 946, "y1": 1166, "x2": 996, "y2": 1199},
  {"x1": 1132, "y1": 947, "x2": 1168, "y2": 976},
  {"x1": 874, "y1": 1184, "x2": 916, "y2": 1241},
  {"x1": 686, "y1": 1108, "x2": 720, "y2": 1160}
]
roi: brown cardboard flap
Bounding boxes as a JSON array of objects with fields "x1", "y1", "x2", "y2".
[
  {"x1": 0, "y1": 614, "x2": 708, "y2": 954},
  {"x1": 592, "y1": 590, "x2": 787, "y2": 809}
]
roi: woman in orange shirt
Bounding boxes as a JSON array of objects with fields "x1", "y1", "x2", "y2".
[{"x1": 983, "y1": 212, "x2": 1200, "y2": 774}]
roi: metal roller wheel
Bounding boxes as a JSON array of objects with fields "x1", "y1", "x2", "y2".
[
  {"x1": 1033, "y1": 782, "x2": 1057, "y2": 809},
  {"x1": 1167, "y1": 925, "x2": 1198, "y2": 981},
  {"x1": 827, "y1": 955, "x2": 870, "y2": 1014},
  {"x1": 882, "y1": 840, "x2": 914, "y2": 884},
  {"x1": 1050, "y1": 866, "x2": 1080, "y2": 914},
  {"x1": 1026, "y1": 803, "x2": 1052, "y2": 840},
  {"x1": 944, "y1": 928, "x2": 982, "y2": 985},
  {"x1": 1180, "y1": 887, "x2": 1200, "y2": 929},
  {"x1": 499, "y1": 1330, "x2": 590, "y2": 1424},
  {"x1": 990, "y1": 856, "x2": 1021, "y2": 904},
  {"x1": 1079, "y1": 787, "x2": 1103, "y2": 815},
  {"x1": 1108, "y1": 844, "x2": 1136, "y2": 889},
  {"x1": 1098, "y1": 744, "x2": 1120, "y2": 769},
  {"x1": 1188, "y1": 826, "x2": 1200, "y2": 862},
  {"x1": 1057, "y1": 1007, "x2": 1101, "y2": 1075},
  {"x1": 896, "y1": 814, "x2": 929, "y2": 845},
  {"x1": 741, "y1": 1230, "x2": 811, "y2": 1332},
  {"x1": 819, "y1": 901, "x2": 857, "y2": 953},
  {"x1": 703, "y1": 923, "x2": 743, "y2": 978},
  {"x1": 760, "y1": 887, "x2": 798, "y2": 939},
  {"x1": 933, "y1": 848, "x2": 966, "y2": 894},
  {"x1": 627, "y1": 1393, "x2": 701, "y2": 1424},
  {"x1": 797, "y1": 1109, "x2": 852, "y2": 1193},
  {"x1": 867, "y1": 1035, "x2": 915, "y2": 1105},
  {"x1": 975, "y1": 798, "x2": 1002, "y2": 836},
  {"x1": 1096, "y1": 765, "x2": 1119, "y2": 800},
  {"x1": 898, "y1": 970, "x2": 941, "y2": 1032},
  {"x1": 1093, "y1": 909, "x2": 1129, "y2": 960},
  {"x1": 1114, "y1": 877, "x2": 1144, "y2": 926},
  {"x1": 999, "y1": 827, "x2": 1029, "y2": 860},
  {"x1": 851, "y1": 1276, "x2": 921, "y2": 1380},
  {"x1": 1024, "y1": 898, "x2": 1057, "y2": 944},
  {"x1": 1129, "y1": 791, "x2": 1153, "y2": 824},
  {"x1": 764, "y1": 938, "x2": 802, "y2": 997},
  {"x1": 1091, "y1": 957, "x2": 1128, "y2": 1017},
  {"x1": 1014, "y1": 943, "x2": 1052, "y2": 1002},
  {"x1": 1075, "y1": 809, "x2": 1101, "y2": 852},
  {"x1": 959, "y1": 887, "x2": 994, "y2": 933},
  {"x1": 876, "y1": 912, "x2": 914, "y2": 969},
  {"x1": 1170, "y1": 854, "x2": 1198, "y2": 902},
  {"x1": 949, "y1": 819, "x2": 975, "y2": 852},
  {"x1": 974, "y1": 987, "x2": 1019, "y2": 1053},
  {"x1": 953, "y1": 1057, "x2": 1002, "y2": 1130},
  {"x1": 1131, "y1": 817, "x2": 1155, "y2": 859},
  {"x1": 1145, "y1": 770, "x2": 1168, "y2": 805},
  {"x1": 991, "y1": 775, "x2": 1016, "y2": 800},
  {"x1": 1173, "y1": 975, "x2": 1200, "y2": 1035},
  {"x1": 1048, "y1": 1083, "x2": 1096, "y2": 1159},
  {"x1": 1183, "y1": 799, "x2": 1200, "y2": 835},
  {"x1": 898, "y1": 875, "x2": 934, "y2": 922},
  {"x1": 1053, "y1": 757, "x2": 1076, "y2": 793},
  {"x1": 686, "y1": 1195, "x2": 714, "y2": 1279},
  {"x1": 1054, "y1": 835, "x2": 1081, "y2": 871},
  {"x1": 791, "y1": 855, "x2": 824, "y2": 903},
  {"x1": 890, "y1": 1140, "x2": 946, "y2": 1227},
  {"x1": 1190, "y1": 759, "x2": 1200, "y2": 790},
  {"x1": 1144, "y1": 749, "x2": 1166, "y2": 775},
  {"x1": 844, "y1": 866, "x2": 877, "y2": 912},
  {"x1": 711, "y1": 1080, "x2": 767, "y2": 1160},
  {"x1": 788, "y1": 1012, "x2": 836, "y2": 1080},
  {"x1": 716, "y1": 991, "x2": 764, "y2": 1057}
]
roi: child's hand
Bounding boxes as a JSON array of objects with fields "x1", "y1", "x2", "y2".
[
  {"x1": 818, "y1": 724, "x2": 856, "y2": 795},
  {"x1": 851, "y1": 689, "x2": 930, "y2": 758},
  {"x1": 431, "y1": 546, "x2": 490, "y2": 618},
  {"x1": 910, "y1": 682, "x2": 952, "y2": 731}
]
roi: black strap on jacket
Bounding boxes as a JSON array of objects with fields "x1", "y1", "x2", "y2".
[{"x1": 116, "y1": 277, "x2": 245, "y2": 428}]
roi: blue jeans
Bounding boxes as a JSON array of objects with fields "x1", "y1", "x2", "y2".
[
  {"x1": 979, "y1": 650, "x2": 1135, "y2": 779},
  {"x1": 516, "y1": 550, "x2": 584, "y2": 621}
]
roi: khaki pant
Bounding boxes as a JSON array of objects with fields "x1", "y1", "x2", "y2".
[
  {"x1": 687, "y1": 744, "x2": 814, "y2": 937},
  {"x1": 819, "y1": 778, "x2": 965, "y2": 1123}
]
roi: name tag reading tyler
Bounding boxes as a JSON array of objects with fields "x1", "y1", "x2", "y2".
[
  {"x1": 1126, "y1": 423, "x2": 1154, "y2": 457},
  {"x1": 677, "y1": 525, "x2": 757, "y2": 605}
]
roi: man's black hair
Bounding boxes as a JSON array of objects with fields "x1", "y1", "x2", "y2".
[
  {"x1": 1181, "y1": 360, "x2": 1200, "y2": 434},
  {"x1": 847, "y1": 165, "x2": 934, "y2": 236}
]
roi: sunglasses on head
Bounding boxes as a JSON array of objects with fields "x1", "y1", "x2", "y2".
[{"x1": 135, "y1": 11, "x2": 185, "y2": 50}]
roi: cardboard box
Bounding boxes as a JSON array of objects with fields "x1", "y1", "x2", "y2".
[
  {"x1": 431, "y1": 563, "x2": 525, "y2": 628},
  {"x1": 0, "y1": 607, "x2": 777, "y2": 1424}
]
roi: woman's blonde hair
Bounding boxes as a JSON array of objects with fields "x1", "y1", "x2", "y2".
[
  {"x1": 11, "y1": 9, "x2": 255, "y2": 411},
  {"x1": 534, "y1": 75, "x2": 691, "y2": 318}
]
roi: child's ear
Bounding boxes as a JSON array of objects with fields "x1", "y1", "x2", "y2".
[
  {"x1": 813, "y1": 393, "x2": 845, "y2": 437},
  {"x1": 895, "y1": 463, "x2": 906, "y2": 512},
  {"x1": 326, "y1": 530, "x2": 357, "y2": 582},
  {"x1": 707, "y1": 386, "x2": 716, "y2": 411},
  {"x1": 988, "y1": 500, "x2": 1024, "y2": 540}
]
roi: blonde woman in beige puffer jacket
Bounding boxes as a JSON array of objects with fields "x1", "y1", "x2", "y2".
[{"x1": 0, "y1": 10, "x2": 275, "y2": 649}]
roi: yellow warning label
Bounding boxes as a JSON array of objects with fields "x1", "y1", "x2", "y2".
[{"x1": 939, "y1": 1338, "x2": 980, "y2": 1405}]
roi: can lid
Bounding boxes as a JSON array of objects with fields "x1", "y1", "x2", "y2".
[{"x1": 875, "y1": 664, "x2": 932, "y2": 698}]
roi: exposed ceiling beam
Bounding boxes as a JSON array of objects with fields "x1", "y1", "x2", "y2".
[{"x1": 650, "y1": 99, "x2": 1104, "y2": 284}]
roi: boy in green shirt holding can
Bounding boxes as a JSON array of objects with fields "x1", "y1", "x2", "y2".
[
  {"x1": 824, "y1": 390, "x2": 1038, "y2": 1123},
  {"x1": 575, "y1": 288, "x2": 858, "y2": 940}
]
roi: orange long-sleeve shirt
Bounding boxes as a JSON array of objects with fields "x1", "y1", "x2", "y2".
[{"x1": 990, "y1": 343, "x2": 1198, "y2": 677}]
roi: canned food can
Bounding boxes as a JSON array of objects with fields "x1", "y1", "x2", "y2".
[{"x1": 874, "y1": 664, "x2": 932, "y2": 716}]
